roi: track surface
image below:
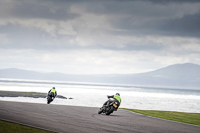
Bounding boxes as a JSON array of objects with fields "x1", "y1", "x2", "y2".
[{"x1": 0, "y1": 101, "x2": 200, "y2": 133}]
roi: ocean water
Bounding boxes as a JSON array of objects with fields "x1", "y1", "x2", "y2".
[{"x1": 0, "y1": 78, "x2": 200, "y2": 113}]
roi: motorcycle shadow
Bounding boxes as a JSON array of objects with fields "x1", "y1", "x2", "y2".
[{"x1": 98, "y1": 114, "x2": 123, "y2": 117}]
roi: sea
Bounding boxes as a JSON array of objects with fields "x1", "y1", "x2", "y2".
[{"x1": 0, "y1": 78, "x2": 200, "y2": 113}]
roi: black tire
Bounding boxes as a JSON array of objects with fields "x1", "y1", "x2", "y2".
[
  {"x1": 106, "y1": 106, "x2": 114, "y2": 115},
  {"x1": 47, "y1": 99, "x2": 50, "y2": 104},
  {"x1": 98, "y1": 108, "x2": 103, "y2": 114},
  {"x1": 47, "y1": 96, "x2": 52, "y2": 104}
]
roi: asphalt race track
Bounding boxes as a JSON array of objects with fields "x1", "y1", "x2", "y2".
[{"x1": 0, "y1": 101, "x2": 200, "y2": 133}]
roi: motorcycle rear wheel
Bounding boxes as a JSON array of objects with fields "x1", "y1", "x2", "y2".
[
  {"x1": 106, "y1": 106, "x2": 114, "y2": 115},
  {"x1": 47, "y1": 96, "x2": 52, "y2": 104},
  {"x1": 47, "y1": 99, "x2": 50, "y2": 104}
]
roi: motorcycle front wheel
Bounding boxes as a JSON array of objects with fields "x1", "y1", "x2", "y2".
[
  {"x1": 106, "y1": 106, "x2": 115, "y2": 115},
  {"x1": 98, "y1": 107, "x2": 103, "y2": 114}
]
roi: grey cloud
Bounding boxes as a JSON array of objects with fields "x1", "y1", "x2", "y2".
[
  {"x1": 1, "y1": 0, "x2": 200, "y2": 50},
  {"x1": 86, "y1": 0, "x2": 200, "y2": 15},
  {"x1": 159, "y1": 12, "x2": 200, "y2": 37},
  {"x1": 0, "y1": 23, "x2": 49, "y2": 49},
  {"x1": 146, "y1": 0, "x2": 200, "y2": 4},
  {"x1": 109, "y1": 11, "x2": 200, "y2": 38},
  {"x1": 0, "y1": 22, "x2": 164, "y2": 52},
  {"x1": 98, "y1": 1, "x2": 200, "y2": 38},
  {"x1": 0, "y1": 0, "x2": 79, "y2": 20},
  {"x1": 100, "y1": 43, "x2": 164, "y2": 51}
]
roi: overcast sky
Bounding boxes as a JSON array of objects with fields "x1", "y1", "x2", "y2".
[{"x1": 0, "y1": 0, "x2": 200, "y2": 74}]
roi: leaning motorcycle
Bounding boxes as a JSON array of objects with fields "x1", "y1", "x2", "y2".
[
  {"x1": 98, "y1": 98, "x2": 119, "y2": 115},
  {"x1": 47, "y1": 92, "x2": 54, "y2": 104}
]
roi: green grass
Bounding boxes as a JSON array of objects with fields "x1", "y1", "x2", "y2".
[
  {"x1": 0, "y1": 120, "x2": 53, "y2": 133},
  {"x1": 123, "y1": 108, "x2": 200, "y2": 126}
]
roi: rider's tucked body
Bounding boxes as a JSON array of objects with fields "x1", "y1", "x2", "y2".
[
  {"x1": 48, "y1": 87, "x2": 57, "y2": 99},
  {"x1": 103, "y1": 93, "x2": 121, "y2": 109}
]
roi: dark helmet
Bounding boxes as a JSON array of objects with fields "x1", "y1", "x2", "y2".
[
  {"x1": 116, "y1": 93, "x2": 120, "y2": 96},
  {"x1": 52, "y1": 87, "x2": 55, "y2": 89}
]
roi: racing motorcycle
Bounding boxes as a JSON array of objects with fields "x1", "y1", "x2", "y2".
[
  {"x1": 47, "y1": 92, "x2": 55, "y2": 104},
  {"x1": 98, "y1": 98, "x2": 119, "y2": 115}
]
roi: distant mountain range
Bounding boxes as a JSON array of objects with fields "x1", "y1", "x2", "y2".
[{"x1": 0, "y1": 63, "x2": 200, "y2": 89}]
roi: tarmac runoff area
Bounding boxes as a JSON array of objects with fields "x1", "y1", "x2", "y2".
[{"x1": 0, "y1": 101, "x2": 200, "y2": 133}]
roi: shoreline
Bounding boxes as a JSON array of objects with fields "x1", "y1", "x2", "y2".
[{"x1": 0, "y1": 90, "x2": 70, "y2": 99}]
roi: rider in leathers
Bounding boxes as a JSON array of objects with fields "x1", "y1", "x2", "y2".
[
  {"x1": 48, "y1": 87, "x2": 57, "y2": 99},
  {"x1": 103, "y1": 93, "x2": 121, "y2": 109}
]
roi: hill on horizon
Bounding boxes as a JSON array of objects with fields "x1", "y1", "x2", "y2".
[{"x1": 0, "y1": 63, "x2": 200, "y2": 89}]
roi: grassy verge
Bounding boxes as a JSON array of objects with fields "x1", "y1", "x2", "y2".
[
  {"x1": 123, "y1": 108, "x2": 200, "y2": 126},
  {"x1": 0, "y1": 120, "x2": 53, "y2": 133}
]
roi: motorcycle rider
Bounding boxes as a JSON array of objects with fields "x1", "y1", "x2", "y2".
[
  {"x1": 48, "y1": 87, "x2": 57, "y2": 99},
  {"x1": 103, "y1": 93, "x2": 121, "y2": 109}
]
